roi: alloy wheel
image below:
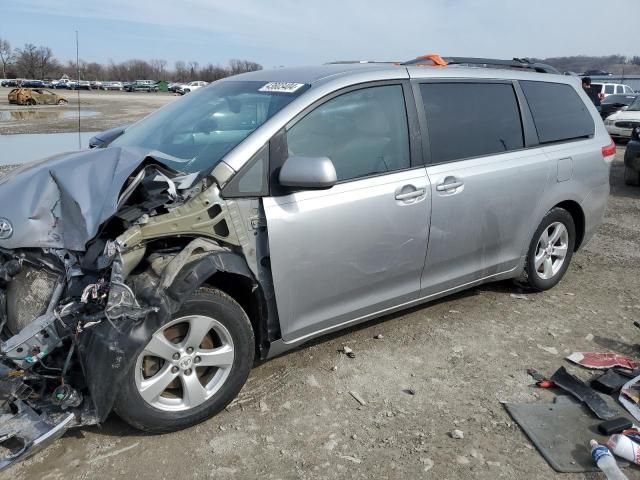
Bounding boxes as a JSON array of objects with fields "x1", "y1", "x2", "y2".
[
  {"x1": 534, "y1": 221, "x2": 569, "y2": 280},
  {"x1": 135, "y1": 315, "x2": 235, "y2": 411}
]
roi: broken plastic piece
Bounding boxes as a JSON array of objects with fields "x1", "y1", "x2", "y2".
[
  {"x1": 598, "y1": 418, "x2": 633, "y2": 435},
  {"x1": 0, "y1": 401, "x2": 75, "y2": 471},
  {"x1": 567, "y1": 352, "x2": 637, "y2": 370},
  {"x1": 592, "y1": 370, "x2": 632, "y2": 395},
  {"x1": 550, "y1": 367, "x2": 618, "y2": 419}
]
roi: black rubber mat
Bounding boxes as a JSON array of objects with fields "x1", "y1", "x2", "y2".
[{"x1": 504, "y1": 396, "x2": 631, "y2": 473}]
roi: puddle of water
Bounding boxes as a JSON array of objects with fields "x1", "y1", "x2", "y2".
[
  {"x1": 0, "y1": 110, "x2": 99, "y2": 122},
  {"x1": 0, "y1": 132, "x2": 99, "y2": 165}
]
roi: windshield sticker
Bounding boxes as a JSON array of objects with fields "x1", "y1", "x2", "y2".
[{"x1": 259, "y1": 82, "x2": 306, "y2": 93}]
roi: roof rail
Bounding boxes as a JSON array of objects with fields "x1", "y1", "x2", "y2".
[
  {"x1": 403, "y1": 55, "x2": 560, "y2": 74},
  {"x1": 324, "y1": 60, "x2": 398, "y2": 65}
]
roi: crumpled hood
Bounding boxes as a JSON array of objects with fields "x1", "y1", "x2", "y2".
[{"x1": 0, "y1": 146, "x2": 179, "y2": 251}]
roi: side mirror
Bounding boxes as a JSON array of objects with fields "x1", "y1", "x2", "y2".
[{"x1": 279, "y1": 155, "x2": 337, "y2": 190}]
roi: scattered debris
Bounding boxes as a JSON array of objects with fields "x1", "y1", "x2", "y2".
[
  {"x1": 330, "y1": 366, "x2": 338, "y2": 372},
  {"x1": 259, "y1": 400, "x2": 269, "y2": 413},
  {"x1": 598, "y1": 417, "x2": 632, "y2": 435},
  {"x1": 586, "y1": 333, "x2": 594, "y2": 341},
  {"x1": 420, "y1": 457, "x2": 434, "y2": 472},
  {"x1": 537, "y1": 345, "x2": 558, "y2": 355},
  {"x1": 510, "y1": 293, "x2": 528, "y2": 300},
  {"x1": 341, "y1": 346, "x2": 356, "y2": 358},
  {"x1": 590, "y1": 440, "x2": 629, "y2": 480},
  {"x1": 374, "y1": 334, "x2": 384, "y2": 339},
  {"x1": 403, "y1": 388, "x2": 416, "y2": 396},
  {"x1": 337, "y1": 455, "x2": 362, "y2": 464},
  {"x1": 550, "y1": 367, "x2": 618, "y2": 419},
  {"x1": 450, "y1": 429, "x2": 464, "y2": 439},
  {"x1": 348, "y1": 391, "x2": 367, "y2": 406},
  {"x1": 608, "y1": 434, "x2": 640, "y2": 465},
  {"x1": 592, "y1": 370, "x2": 633, "y2": 395},
  {"x1": 567, "y1": 352, "x2": 637, "y2": 370},
  {"x1": 456, "y1": 455, "x2": 470, "y2": 465},
  {"x1": 528, "y1": 368, "x2": 556, "y2": 388},
  {"x1": 619, "y1": 374, "x2": 640, "y2": 421},
  {"x1": 486, "y1": 461, "x2": 501, "y2": 467}
]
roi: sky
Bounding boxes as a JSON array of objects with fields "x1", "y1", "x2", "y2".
[{"x1": 1, "y1": 0, "x2": 637, "y2": 69}]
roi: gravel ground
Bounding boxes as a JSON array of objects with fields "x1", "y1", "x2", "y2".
[
  {"x1": 0, "y1": 87, "x2": 176, "y2": 134},
  {"x1": 0, "y1": 91, "x2": 639, "y2": 479}
]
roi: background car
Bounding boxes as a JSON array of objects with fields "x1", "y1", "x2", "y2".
[
  {"x1": 600, "y1": 93, "x2": 639, "y2": 120},
  {"x1": 8, "y1": 87, "x2": 68, "y2": 105},
  {"x1": 584, "y1": 69, "x2": 612, "y2": 76},
  {"x1": 178, "y1": 81, "x2": 208, "y2": 94},
  {"x1": 605, "y1": 96, "x2": 640, "y2": 139},
  {"x1": 102, "y1": 81, "x2": 124, "y2": 91},
  {"x1": 125, "y1": 80, "x2": 159, "y2": 92},
  {"x1": 591, "y1": 82, "x2": 635, "y2": 99}
]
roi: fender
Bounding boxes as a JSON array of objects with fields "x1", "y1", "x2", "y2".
[{"x1": 76, "y1": 250, "x2": 261, "y2": 421}]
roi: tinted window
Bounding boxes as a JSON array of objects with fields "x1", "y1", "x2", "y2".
[
  {"x1": 605, "y1": 85, "x2": 615, "y2": 94},
  {"x1": 286, "y1": 85, "x2": 410, "y2": 181},
  {"x1": 520, "y1": 81, "x2": 595, "y2": 144},
  {"x1": 591, "y1": 83, "x2": 603, "y2": 92},
  {"x1": 419, "y1": 82, "x2": 524, "y2": 163},
  {"x1": 616, "y1": 85, "x2": 624, "y2": 94}
]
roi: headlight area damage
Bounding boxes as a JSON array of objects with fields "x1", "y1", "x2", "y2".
[{"x1": 0, "y1": 147, "x2": 267, "y2": 469}]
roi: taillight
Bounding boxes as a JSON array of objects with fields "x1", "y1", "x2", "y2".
[{"x1": 602, "y1": 139, "x2": 616, "y2": 165}]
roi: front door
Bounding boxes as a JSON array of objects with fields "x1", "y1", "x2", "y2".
[{"x1": 264, "y1": 83, "x2": 431, "y2": 342}]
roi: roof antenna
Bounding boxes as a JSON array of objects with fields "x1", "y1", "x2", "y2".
[{"x1": 75, "y1": 30, "x2": 81, "y2": 150}]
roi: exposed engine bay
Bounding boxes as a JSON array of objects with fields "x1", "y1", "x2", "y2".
[{"x1": 0, "y1": 147, "x2": 275, "y2": 469}]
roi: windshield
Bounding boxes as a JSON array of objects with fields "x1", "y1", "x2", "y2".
[
  {"x1": 111, "y1": 80, "x2": 309, "y2": 173},
  {"x1": 629, "y1": 97, "x2": 640, "y2": 111}
]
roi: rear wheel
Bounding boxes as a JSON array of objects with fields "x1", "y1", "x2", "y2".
[
  {"x1": 114, "y1": 287, "x2": 254, "y2": 433},
  {"x1": 624, "y1": 166, "x2": 640, "y2": 186},
  {"x1": 57, "y1": 99, "x2": 68, "y2": 105},
  {"x1": 521, "y1": 208, "x2": 576, "y2": 291}
]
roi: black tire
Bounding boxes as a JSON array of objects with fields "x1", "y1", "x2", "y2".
[
  {"x1": 114, "y1": 287, "x2": 254, "y2": 433},
  {"x1": 521, "y1": 207, "x2": 576, "y2": 291},
  {"x1": 624, "y1": 166, "x2": 640, "y2": 186}
]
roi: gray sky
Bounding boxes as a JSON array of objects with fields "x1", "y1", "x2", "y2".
[{"x1": 2, "y1": 0, "x2": 637, "y2": 67}]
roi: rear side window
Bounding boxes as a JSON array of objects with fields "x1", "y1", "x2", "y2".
[
  {"x1": 616, "y1": 85, "x2": 624, "y2": 94},
  {"x1": 605, "y1": 85, "x2": 615, "y2": 94},
  {"x1": 520, "y1": 81, "x2": 594, "y2": 144},
  {"x1": 419, "y1": 82, "x2": 524, "y2": 163}
]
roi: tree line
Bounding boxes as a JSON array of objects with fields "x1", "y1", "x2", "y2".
[
  {"x1": 0, "y1": 38, "x2": 262, "y2": 82},
  {"x1": 532, "y1": 55, "x2": 640, "y2": 74}
]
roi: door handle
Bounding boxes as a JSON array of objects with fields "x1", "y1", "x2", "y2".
[
  {"x1": 395, "y1": 188, "x2": 426, "y2": 201},
  {"x1": 436, "y1": 179, "x2": 464, "y2": 192}
]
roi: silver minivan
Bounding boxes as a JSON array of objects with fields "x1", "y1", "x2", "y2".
[{"x1": 0, "y1": 57, "x2": 613, "y2": 466}]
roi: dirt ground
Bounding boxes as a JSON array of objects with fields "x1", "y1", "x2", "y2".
[{"x1": 0, "y1": 91, "x2": 639, "y2": 479}]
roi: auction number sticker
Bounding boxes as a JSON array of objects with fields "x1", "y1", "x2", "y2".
[{"x1": 259, "y1": 82, "x2": 306, "y2": 93}]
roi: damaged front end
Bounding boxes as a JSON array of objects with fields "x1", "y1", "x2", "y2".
[{"x1": 0, "y1": 146, "x2": 269, "y2": 469}]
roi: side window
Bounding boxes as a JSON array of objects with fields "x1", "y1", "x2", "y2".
[
  {"x1": 624, "y1": 86, "x2": 633, "y2": 94},
  {"x1": 419, "y1": 82, "x2": 524, "y2": 163},
  {"x1": 616, "y1": 85, "x2": 624, "y2": 94},
  {"x1": 286, "y1": 85, "x2": 410, "y2": 182},
  {"x1": 605, "y1": 85, "x2": 615, "y2": 94},
  {"x1": 520, "y1": 81, "x2": 595, "y2": 144}
]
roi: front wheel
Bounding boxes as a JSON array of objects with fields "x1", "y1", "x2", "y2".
[
  {"x1": 521, "y1": 207, "x2": 576, "y2": 291},
  {"x1": 114, "y1": 287, "x2": 255, "y2": 433}
]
